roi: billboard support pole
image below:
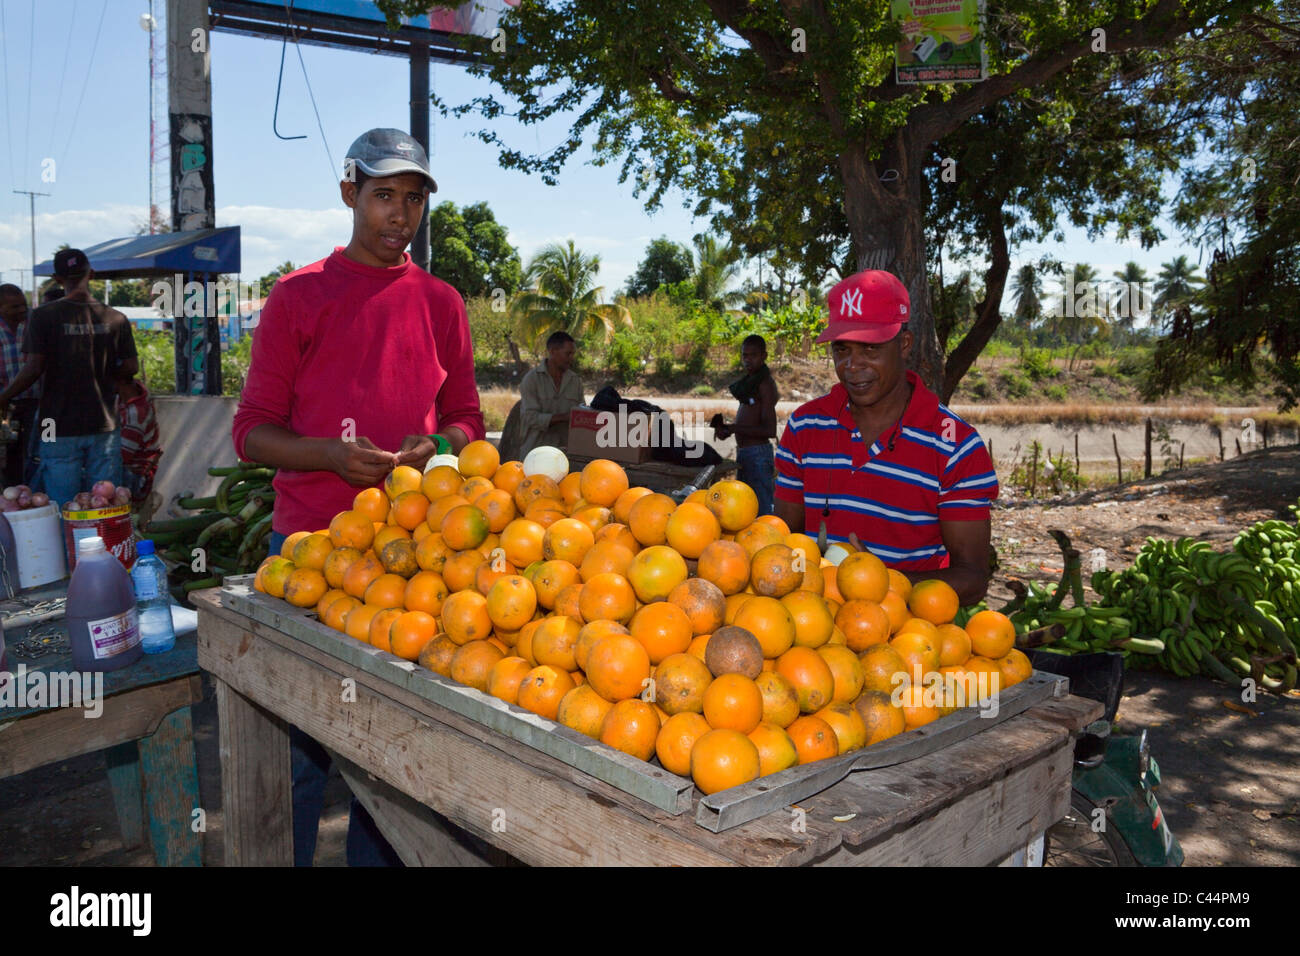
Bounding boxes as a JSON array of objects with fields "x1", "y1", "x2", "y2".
[{"x1": 410, "y1": 39, "x2": 431, "y2": 272}]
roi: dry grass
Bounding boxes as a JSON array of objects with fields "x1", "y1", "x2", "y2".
[{"x1": 950, "y1": 403, "x2": 1300, "y2": 428}]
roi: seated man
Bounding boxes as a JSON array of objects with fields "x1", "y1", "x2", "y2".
[
  {"x1": 773, "y1": 271, "x2": 999, "y2": 604},
  {"x1": 517, "y1": 330, "x2": 584, "y2": 458}
]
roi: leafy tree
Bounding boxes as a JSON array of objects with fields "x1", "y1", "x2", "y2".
[
  {"x1": 625, "y1": 236, "x2": 693, "y2": 298},
  {"x1": 513, "y1": 240, "x2": 631, "y2": 349},
  {"x1": 259, "y1": 261, "x2": 297, "y2": 298},
  {"x1": 1111, "y1": 261, "x2": 1151, "y2": 334},
  {"x1": 428, "y1": 200, "x2": 524, "y2": 297},
  {"x1": 1153, "y1": 255, "x2": 1203, "y2": 320},
  {"x1": 384, "y1": 0, "x2": 1251, "y2": 396},
  {"x1": 1010, "y1": 264, "x2": 1044, "y2": 328}
]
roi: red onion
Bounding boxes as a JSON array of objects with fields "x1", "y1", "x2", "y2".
[
  {"x1": 90, "y1": 495, "x2": 109, "y2": 509},
  {"x1": 0, "y1": 499, "x2": 17, "y2": 513},
  {"x1": 64, "y1": 501, "x2": 78, "y2": 512},
  {"x1": 92, "y1": 480, "x2": 117, "y2": 500},
  {"x1": 30, "y1": 492, "x2": 48, "y2": 508},
  {"x1": 2, "y1": 487, "x2": 17, "y2": 501},
  {"x1": 15, "y1": 485, "x2": 30, "y2": 496},
  {"x1": 16, "y1": 492, "x2": 31, "y2": 509},
  {"x1": 74, "y1": 492, "x2": 93, "y2": 507}
]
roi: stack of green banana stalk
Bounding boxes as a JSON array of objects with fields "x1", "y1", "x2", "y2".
[
  {"x1": 1090, "y1": 515, "x2": 1299, "y2": 692},
  {"x1": 139, "y1": 461, "x2": 276, "y2": 603}
]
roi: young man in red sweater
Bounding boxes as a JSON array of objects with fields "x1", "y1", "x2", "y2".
[{"x1": 232, "y1": 128, "x2": 485, "y2": 866}]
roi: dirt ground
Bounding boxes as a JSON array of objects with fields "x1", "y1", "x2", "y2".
[{"x1": 2, "y1": 448, "x2": 1298, "y2": 868}]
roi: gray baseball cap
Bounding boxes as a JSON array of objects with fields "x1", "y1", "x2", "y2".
[{"x1": 343, "y1": 128, "x2": 437, "y2": 192}]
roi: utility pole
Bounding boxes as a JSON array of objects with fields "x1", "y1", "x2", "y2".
[{"x1": 13, "y1": 190, "x2": 50, "y2": 303}]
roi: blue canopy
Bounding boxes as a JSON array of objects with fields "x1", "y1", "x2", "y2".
[{"x1": 34, "y1": 227, "x2": 240, "y2": 279}]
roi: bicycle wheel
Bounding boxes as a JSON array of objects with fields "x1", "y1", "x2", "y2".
[{"x1": 1043, "y1": 789, "x2": 1138, "y2": 867}]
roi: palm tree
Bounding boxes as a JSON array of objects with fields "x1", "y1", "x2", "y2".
[
  {"x1": 1153, "y1": 255, "x2": 1204, "y2": 331},
  {"x1": 1111, "y1": 261, "x2": 1151, "y2": 332},
  {"x1": 1057, "y1": 263, "x2": 1109, "y2": 369},
  {"x1": 512, "y1": 240, "x2": 631, "y2": 349},
  {"x1": 1010, "y1": 263, "x2": 1043, "y2": 328},
  {"x1": 692, "y1": 235, "x2": 744, "y2": 310}
]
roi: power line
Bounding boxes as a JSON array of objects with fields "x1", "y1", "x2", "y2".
[
  {"x1": 1, "y1": 3, "x2": 14, "y2": 193},
  {"x1": 22, "y1": 0, "x2": 34, "y2": 189},
  {"x1": 47, "y1": 0, "x2": 79, "y2": 165},
  {"x1": 60, "y1": 0, "x2": 109, "y2": 160},
  {"x1": 283, "y1": 2, "x2": 337, "y2": 186}
]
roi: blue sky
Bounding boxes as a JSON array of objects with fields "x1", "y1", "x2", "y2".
[{"x1": 0, "y1": 1, "x2": 1205, "y2": 315}]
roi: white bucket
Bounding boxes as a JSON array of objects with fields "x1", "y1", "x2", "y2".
[{"x1": 5, "y1": 504, "x2": 67, "y2": 588}]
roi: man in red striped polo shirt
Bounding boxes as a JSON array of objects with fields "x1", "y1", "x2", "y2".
[{"x1": 774, "y1": 271, "x2": 998, "y2": 604}]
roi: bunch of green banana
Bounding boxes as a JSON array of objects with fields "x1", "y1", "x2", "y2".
[
  {"x1": 1007, "y1": 580, "x2": 1144, "y2": 654},
  {"x1": 1092, "y1": 526, "x2": 1298, "y2": 692}
]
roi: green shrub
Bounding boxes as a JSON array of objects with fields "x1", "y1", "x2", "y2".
[
  {"x1": 221, "y1": 337, "x2": 252, "y2": 398},
  {"x1": 1019, "y1": 347, "x2": 1057, "y2": 382},
  {"x1": 1044, "y1": 383, "x2": 1069, "y2": 402},
  {"x1": 962, "y1": 368, "x2": 995, "y2": 401},
  {"x1": 136, "y1": 331, "x2": 175, "y2": 394},
  {"x1": 998, "y1": 368, "x2": 1032, "y2": 399},
  {"x1": 690, "y1": 383, "x2": 715, "y2": 396},
  {"x1": 466, "y1": 296, "x2": 516, "y2": 369}
]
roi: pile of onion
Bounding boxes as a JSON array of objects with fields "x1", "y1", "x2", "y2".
[
  {"x1": 0, "y1": 485, "x2": 49, "y2": 512},
  {"x1": 0, "y1": 479, "x2": 132, "y2": 513}
]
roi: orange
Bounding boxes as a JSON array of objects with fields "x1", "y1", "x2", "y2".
[
  {"x1": 532, "y1": 615, "x2": 582, "y2": 670},
  {"x1": 421, "y1": 464, "x2": 464, "y2": 501},
  {"x1": 781, "y1": 590, "x2": 835, "y2": 648},
  {"x1": 897, "y1": 679, "x2": 941, "y2": 729},
  {"x1": 732, "y1": 596, "x2": 796, "y2": 659},
  {"x1": 574, "y1": 619, "x2": 628, "y2": 672},
  {"x1": 998, "y1": 647, "x2": 1033, "y2": 688},
  {"x1": 965, "y1": 610, "x2": 1017, "y2": 659},
  {"x1": 796, "y1": 559, "x2": 825, "y2": 596},
  {"x1": 577, "y1": 572, "x2": 636, "y2": 625},
  {"x1": 723, "y1": 592, "x2": 752, "y2": 625},
  {"x1": 341, "y1": 551, "x2": 384, "y2": 599},
  {"x1": 487, "y1": 656, "x2": 534, "y2": 704},
  {"x1": 492, "y1": 460, "x2": 526, "y2": 495},
  {"x1": 748, "y1": 723, "x2": 799, "y2": 777},
  {"x1": 593, "y1": 522, "x2": 639, "y2": 553},
  {"x1": 414, "y1": 532, "x2": 454, "y2": 574},
  {"x1": 291, "y1": 533, "x2": 334, "y2": 572},
  {"x1": 705, "y1": 479, "x2": 759, "y2": 533},
  {"x1": 328, "y1": 510, "x2": 375, "y2": 552},
  {"x1": 441, "y1": 504, "x2": 490, "y2": 551},
  {"x1": 785, "y1": 532, "x2": 821, "y2": 565},
  {"x1": 585, "y1": 634, "x2": 651, "y2": 702},
  {"x1": 363, "y1": 572, "x2": 408, "y2": 609},
  {"x1": 404, "y1": 571, "x2": 449, "y2": 616},
  {"x1": 344, "y1": 603, "x2": 381, "y2": 643},
  {"x1": 579, "y1": 459, "x2": 630, "y2": 507},
  {"x1": 667, "y1": 579, "x2": 726, "y2": 638},
  {"x1": 499, "y1": 519, "x2": 546, "y2": 567},
  {"x1": 418, "y1": 634, "x2": 458, "y2": 676},
  {"x1": 378, "y1": 537, "x2": 419, "y2": 579},
  {"x1": 626, "y1": 545, "x2": 689, "y2": 604},
  {"x1": 896, "y1": 617, "x2": 939, "y2": 641},
  {"x1": 461, "y1": 475, "x2": 496, "y2": 505},
  {"x1": 775, "y1": 646, "x2": 835, "y2": 713},
  {"x1": 474, "y1": 488, "x2": 518, "y2": 533},
  {"x1": 486, "y1": 574, "x2": 537, "y2": 631},
  {"x1": 557, "y1": 684, "x2": 615, "y2": 738},
  {"x1": 425, "y1": 493, "x2": 471, "y2": 532},
  {"x1": 859, "y1": 644, "x2": 910, "y2": 696},
  {"x1": 963, "y1": 655, "x2": 1005, "y2": 701},
  {"x1": 837, "y1": 551, "x2": 890, "y2": 602},
  {"x1": 514, "y1": 619, "x2": 542, "y2": 666},
  {"x1": 749, "y1": 544, "x2": 803, "y2": 598},
  {"x1": 656, "y1": 712, "x2": 711, "y2": 776},
  {"x1": 448, "y1": 639, "x2": 505, "y2": 690},
  {"x1": 664, "y1": 502, "x2": 721, "y2": 559},
  {"x1": 558, "y1": 472, "x2": 583, "y2": 509},
  {"x1": 315, "y1": 587, "x2": 349, "y2": 620},
  {"x1": 908, "y1": 579, "x2": 960, "y2": 625},
  {"x1": 687, "y1": 633, "x2": 710, "y2": 663},
  {"x1": 322, "y1": 546, "x2": 363, "y2": 590},
  {"x1": 279, "y1": 531, "x2": 311, "y2": 561},
  {"x1": 524, "y1": 498, "x2": 567, "y2": 528},
  {"x1": 879, "y1": 589, "x2": 911, "y2": 634},
  {"x1": 630, "y1": 601, "x2": 693, "y2": 664},
  {"x1": 936, "y1": 623, "x2": 973, "y2": 667},
  {"x1": 854, "y1": 690, "x2": 907, "y2": 745},
  {"x1": 532, "y1": 559, "x2": 580, "y2": 610},
  {"x1": 351, "y1": 486, "x2": 390, "y2": 523},
  {"x1": 598, "y1": 699, "x2": 659, "y2": 761},
  {"x1": 383, "y1": 465, "x2": 423, "y2": 500},
  {"x1": 785, "y1": 715, "x2": 838, "y2": 764},
  {"x1": 889, "y1": 630, "x2": 942, "y2": 685},
  {"x1": 627, "y1": 493, "x2": 676, "y2": 547},
  {"x1": 578, "y1": 540, "x2": 635, "y2": 581},
  {"x1": 822, "y1": 569, "x2": 845, "y2": 605},
  {"x1": 696, "y1": 539, "x2": 750, "y2": 595},
  {"x1": 516, "y1": 665, "x2": 576, "y2": 719},
  {"x1": 815, "y1": 702, "x2": 868, "y2": 753},
  {"x1": 653, "y1": 652, "x2": 713, "y2": 715},
  {"x1": 701, "y1": 673, "x2": 764, "y2": 734},
  {"x1": 284, "y1": 567, "x2": 328, "y2": 608},
  {"x1": 322, "y1": 594, "x2": 362, "y2": 631},
  {"x1": 886, "y1": 568, "x2": 913, "y2": 600},
  {"x1": 543, "y1": 517, "x2": 595, "y2": 565},
  {"x1": 755, "y1": 514, "x2": 790, "y2": 534},
  {"x1": 441, "y1": 549, "x2": 486, "y2": 593},
  {"x1": 753, "y1": 670, "x2": 800, "y2": 728},
  {"x1": 817, "y1": 644, "x2": 865, "y2": 703},
  {"x1": 386, "y1": 490, "x2": 427, "y2": 531},
  {"x1": 458, "y1": 439, "x2": 500, "y2": 479},
  {"x1": 372, "y1": 523, "x2": 411, "y2": 556},
  {"x1": 612, "y1": 486, "x2": 653, "y2": 525},
  {"x1": 514, "y1": 474, "x2": 560, "y2": 512},
  {"x1": 691, "y1": 728, "x2": 761, "y2": 794},
  {"x1": 553, "y1": 583, "x2": 584, "y2": 622},
  {"x1": 390, "y1": 610, "x2": 438, "y2": 660},
  {"x1": 441, "y1": 589, "x2": 493, "y2": 645},
  {"x1": 735, "y1": 521, "x2": 786, "y2": 558},
  {"x1": 683, "y1": 488, "x2": 708, "y2": 505}
]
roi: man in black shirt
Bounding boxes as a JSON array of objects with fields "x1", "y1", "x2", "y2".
[{"x1": 0, "y1": 249, "x2": 137, "y2": 507}]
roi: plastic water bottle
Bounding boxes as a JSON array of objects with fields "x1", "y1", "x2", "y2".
[
  {"x1": 131, "y1": 539, "x2": 176, "y2": 654},
  {"x1": 67, "y1": 536, "x2": 142, "y2": 672}
]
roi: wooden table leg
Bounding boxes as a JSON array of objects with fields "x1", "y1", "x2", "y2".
[
  {"x1": 105, "y1": 742, "x2": 145, "y2": 850},
  {"x1": 138, "y1": 706, "x2": 203, "y2": 866},
  {"x1": 215, "y1": 678, "x2": 292, "y2": 866}
]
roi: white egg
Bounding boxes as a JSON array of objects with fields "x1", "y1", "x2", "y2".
[{"x1": 522, "y1": 445, "x2": 569, "y2": 483}]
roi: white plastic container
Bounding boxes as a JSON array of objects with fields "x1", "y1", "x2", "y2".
[{"x1": 4, "y1": 503, "x2": 68, "y2": 588}]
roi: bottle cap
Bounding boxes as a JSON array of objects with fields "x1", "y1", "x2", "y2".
[
  {"x1": 136, "y1": 539, "x2": 156, "y2": 556},
  {"x1": 77, "y1": 535, "x2": 106, "y2": 556}
]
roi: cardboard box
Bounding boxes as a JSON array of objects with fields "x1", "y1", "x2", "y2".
[{"x1": 567, "y1": 406, "x2": 654, "y2": 464}]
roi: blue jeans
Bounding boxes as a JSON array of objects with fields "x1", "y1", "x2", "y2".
[
  {"x1": 268, "y1": 530, "x2": 403, "y2": 867},
  {"x1": 36, "y1": 430, "x2": 123, "y2": 509},
  {"x1": 736, "y1": 443, "x2": 775, "y2": 516}
]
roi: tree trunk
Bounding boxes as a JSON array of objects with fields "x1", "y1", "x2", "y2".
[
  {"x1": 839, "y1": 131, "x2": 944, "y2": 396},
  {"x1": 942, "y1": 212, "x2": 1011, "y2": 402}
]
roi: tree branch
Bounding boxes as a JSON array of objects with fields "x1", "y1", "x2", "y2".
[{"x1": 942, "y1": 205, "x2": 1011, "y2": 402}]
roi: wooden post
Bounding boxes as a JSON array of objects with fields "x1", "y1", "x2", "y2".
[
  {"x1": 1179, "y1": 442, "x2": 1185, "y2": 469},
  {"x1": 1144, "y1": 418, "x2": 1153, "y2": 479},
  {"x1": 1029, "y1": 441, "x2": 1038, "y2": 497},
  {"x1": 1263, "y1": 420, "x2": 1270, "y2": 449},
  {"x1": 987, "y1": 438, "x2": 993, "y2": 462},
  {"x1": 1236, "y1": 437, "x2": 1243, "y2": 457},
  {"x1": 1074, "y1": 434, "x2": 1080, "y2": 491},
  {"x1": 1218, "y1": 428, "x2": 1225, "y2": 461},
  {"x1": 1112, "y1": 433, "x2": 1123, "y2": 483}
]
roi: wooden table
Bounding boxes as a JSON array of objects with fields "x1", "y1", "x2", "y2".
[
  {"x1": 0, "y1": 583, "x2": 203, "y2": 866},
  {"x1": 195, "y1": 583, "x2": 1101, "y2": 867}
]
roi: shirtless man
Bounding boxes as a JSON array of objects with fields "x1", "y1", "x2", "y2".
[{"x1": 712, "y1": 334, "x2": 779, "y2": 514}]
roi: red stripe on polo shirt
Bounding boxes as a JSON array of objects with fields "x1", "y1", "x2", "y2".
[{"x1": 774, "y1": 371, "x2": 999, "y2": 571}]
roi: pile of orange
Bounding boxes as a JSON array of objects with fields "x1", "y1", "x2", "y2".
[{"x1": 254, "y1": 443, "x2": 1032, "y2": 798}]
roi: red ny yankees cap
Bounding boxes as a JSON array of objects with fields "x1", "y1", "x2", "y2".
[{"x1": 816, "y1": 270, "x2": 911, "y2": 344}]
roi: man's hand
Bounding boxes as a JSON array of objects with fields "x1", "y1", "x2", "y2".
[
  {"x1": 328, "y1": 436, "x2": 397, "y2": 487},
  {"x1": 394, "y1": 434, "x2": 438, "y2": 472}
]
